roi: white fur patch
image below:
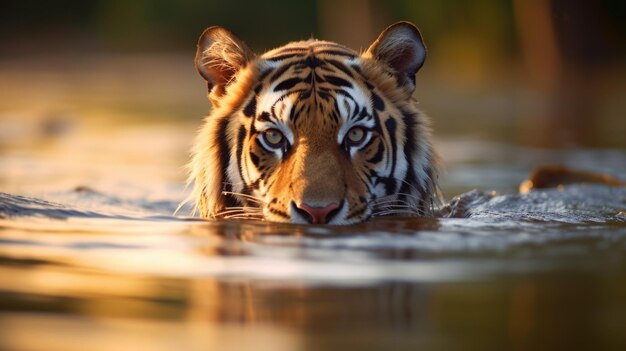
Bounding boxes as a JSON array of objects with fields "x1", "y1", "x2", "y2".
[{"x1": 335, "y1": 83, "x2": 374, "y2": 144}]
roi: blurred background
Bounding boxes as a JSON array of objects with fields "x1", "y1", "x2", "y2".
[
  {"x1": 1, "y1": 3, "x2": 626, "y2": 350},
  {"x1": 0, "y1": 0, "x2": 625, "y2": 198}
]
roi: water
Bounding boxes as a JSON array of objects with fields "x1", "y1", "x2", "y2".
[
  {"x1": 1, "y1": 192, "x2": 625, "y2": 351},
  {"x1": 1, "y1": 107, "x2": 626, "y2": 349}
]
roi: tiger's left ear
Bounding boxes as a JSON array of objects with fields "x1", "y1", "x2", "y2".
[{"x1": 364, "y1": 21, "x2": 426, "y2": 91}]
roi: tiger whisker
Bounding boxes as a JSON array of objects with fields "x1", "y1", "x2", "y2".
[
  {"x1": 372, "y1": 204, "x2": 427, "y2": 216},
  {"x1": 223, "y1": 206, "x2": 263, "y2": 211},
  {"x1": 397, "y1": 176, "x2": 445, "y2": 210},
  {"x1": 173, "y1": 194, "x2": 194, "y2": 216},
  {"x1": 371, "y1": 195, "x2": 413, "y2": 203},
  {"x1": 372, "y1": 210, "x2": 419, "y2": 217},
  {"x1": 394, "y1": 191, "x2": 422, "y2": 201},
  {"x1": 372, "y1": 207, "x2": 419, "y2": 213},
  {"x1": 373, "y1": 205, "x2": 423, "y2": 214},
  {"x1": 222, "y1": 181, "x2": 248, "y2": 187},
  {"x1": 217, "y1": 208, "x2": 262, "y2": 214},
  {"x1": 372, "y1": 200, "x2": 416, "y2": 210},
  {"x1": 215, "y1": 208, "x2": 263, "y2": 217},
  {"x1": 373, "y1": 206, "x2": 416, "y2": 214},
  {"x1": 222, "y1": 207, "x2": 263, "y2": 214},
  {"x1": 373, "y1": 191, "x2": 421, "y2": 204},
  {"x1": 373, "y1": 204, "x2": 418, "y2": 210},
  {"x1": 371, "y1": 199, "x2": 415, "y2": 208},
  {"x1": 222, "y1": 212, "x2": 263, "y2": 217},
  {"x1": 223, "y1": 214, "x2": 264, "y2": 220},
  {"x1": 395, "y1": 178, "x2": 423, "y2": 196},
  {"x1": 222, "y1": 191, "x2": 266, "y2": 205},
  {"x1": 223, "y1": 217, "x2": 261, "y2": 221}
]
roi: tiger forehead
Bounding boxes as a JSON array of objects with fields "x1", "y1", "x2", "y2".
[
  {"x1": 260, "y1": 39, "x2": 359, "y2": 59},
  {"x1": 257, "y1": 39, "x2": 364, "y2": 91},
  {"x1": 250, "y1": 40, "x2": 372, "y2": 129}
]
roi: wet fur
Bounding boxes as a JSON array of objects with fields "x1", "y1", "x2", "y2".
[{"x1": 187, "y1": 22, "x2": 442, "y2": 224}]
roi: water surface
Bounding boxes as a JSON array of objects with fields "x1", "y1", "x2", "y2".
[{"x1": 1, "y1": 112, "x2": 625, "y2": 350}]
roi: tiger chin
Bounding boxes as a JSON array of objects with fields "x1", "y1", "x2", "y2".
[{"x1": 187, "y1": 21, "x2": 442, "y2": 225}]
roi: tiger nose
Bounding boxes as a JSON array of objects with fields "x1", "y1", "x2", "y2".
[{"x1": 294, "y1": 202, "x2": 340, "y2": 224}]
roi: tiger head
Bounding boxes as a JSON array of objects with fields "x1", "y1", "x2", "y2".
[{"x1": 189, "y1": 21, "x2": 440, "y2": 225}]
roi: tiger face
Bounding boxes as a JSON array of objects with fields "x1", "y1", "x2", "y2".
[{"x1": 189, "y1": 22, "x2": 440, "y2": 225}]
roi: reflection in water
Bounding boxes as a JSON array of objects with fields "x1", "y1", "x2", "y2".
[
  {"x1": 1, "y1": 257, "x2": 624, "y2": 350},
  {"x1": 1, "y1": 82, "x2": 625, "y2": 350},
  {"x1": 1, "y1": 201, "x2": 626, "y2": 350}
]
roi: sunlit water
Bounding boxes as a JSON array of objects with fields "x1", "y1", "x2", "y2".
[{"x1": 1, "y1": 118, "x2": 625, "y2": 350}]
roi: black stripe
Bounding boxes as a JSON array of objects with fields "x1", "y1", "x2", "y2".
[
  {"x1": 258, "y1": 69, "x2": 272, "y2": 82},
  {"x1": 236, "y1": 126, "x2": 247, "y2": 185},
  {"x1": 335, "y1": 89, "x2": 354, "y2": 101},
  {"x1": 254, "y1": 83, "x2": 263, "y2": 94},
  {"x1": 372, "y1": 110, "x2": 384, "y2": 134},
  {"x1": 332, "y1": 100, "x2": 342, "y2": 123},
  {"x1": 268, "y1": 207, "x2": 290, "y2": 219},
  {"x1": 304, "y1": 55, "x2": 325, "y2": 69},
  {"x1": 347, "y1": 205, "x2": 367, "y2": 219},
  {"x1": 326, "y1": 59, "x2": 355, "y2": 78},
  {"x1": 249, "y1": 178, "x2": 261, "y2": 190},
  {"x1": 243, "y1": 97, "x2": 256, "y2": 117},
  {"x1": 270, "y1": 63, "x2": 293, "y2": 82},
  {"x1": 291, "y1": 101, "x2": 305, "y2": 124},
  {"x1": 216, "y1": 117, "x2": 238, "y2": 207},
  {"x1": 324, "y1": 75, "x2": 353, "y2": 88},
  {"x1": 270, "y1": 94, "x2": 288, "y2": 121},
  {"x1": 216, "y1": 117, "x2": 231, "y2": 194},
  {"x1": 249, "y1": 151, "x2": 260, "y2": 168},
  {"x1": 399, "y1": 171, "x2": 417, "y2": 197},
  {"x1": 354, "y1": 106, "x2": 369, "y2": 122},
  {"x1": 384, "y1": 118, "x2": 397, "y2": 191},
  {"x1": 398, "y1": 110, "x2": 420, "y2": 197},
  {"x1": 349, "y1": 101, "x2": 359, "y2": 119},
  {"x1": 372, "y1": 92, "x2": 385, "y2": 111},
  {"x1": 375, "y1": 176, "x2": 397, "y2": 196},
  {"x1": 258, "y1": 111, "x2": 271, "y2": 122},
  {"x1": 299, "y1": 89, "x2": 311, "y2": 99},
  {"x1": 329, "y1": 110, "x2": 339, "y2": 124},
  {"x1": 317, "y1": 90, "x2": 331, "y2": 100},
  {"x1": 274, "y1": 77, "x2": 301, "y2": 91},
  {"x1": 307, "y1": 71, "x2": 322, "y2": 84},
  {"x1": 367, "y1": 139, "x2": 385, "y2": 164}
]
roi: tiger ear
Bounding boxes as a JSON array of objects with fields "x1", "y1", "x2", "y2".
[
  {"x1": 364, "y1": 21, "x2": 426, "y2": 90},
  {"x1": 195, "y1": 26, "x2": 255, "y2": 105}
]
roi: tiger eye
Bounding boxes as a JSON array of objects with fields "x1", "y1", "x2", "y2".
[
  {"x1": 263, "y1": 129, "x2": 285, "y2": 147},
  {"x1": 347, "y1": 127, "x2": 366, "y2": 144}
]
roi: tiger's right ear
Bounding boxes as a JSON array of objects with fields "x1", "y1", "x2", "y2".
[
  {"x1": 364, "y1": 22, "x2": 426, "y2": 92},
  {"x1": 195, "y1": 26, "x2": 254, "y2": 105}
]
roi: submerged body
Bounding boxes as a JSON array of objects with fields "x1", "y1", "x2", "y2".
[{"x1": 189, "y1": 22, "x2": 440, "y2": 224}]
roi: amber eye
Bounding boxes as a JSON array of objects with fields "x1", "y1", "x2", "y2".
[
  {"x1": 262, "y1": 129, "x2": 285, "y2": 148},
  {"x1": 345, "y1": 127, "x2": 367, "y2": 146}
]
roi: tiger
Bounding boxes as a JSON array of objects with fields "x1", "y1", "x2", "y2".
[{"x1": 187, "y1": 21, "x2": 441, "y2": 225}]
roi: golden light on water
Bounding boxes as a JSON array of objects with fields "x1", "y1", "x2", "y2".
[
  {"x1": 0, "y1": 314, "x2": 302, "y2": 351},
  {"x1": 1, "y1": 1, "x2": 625, "y2": 350}
]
